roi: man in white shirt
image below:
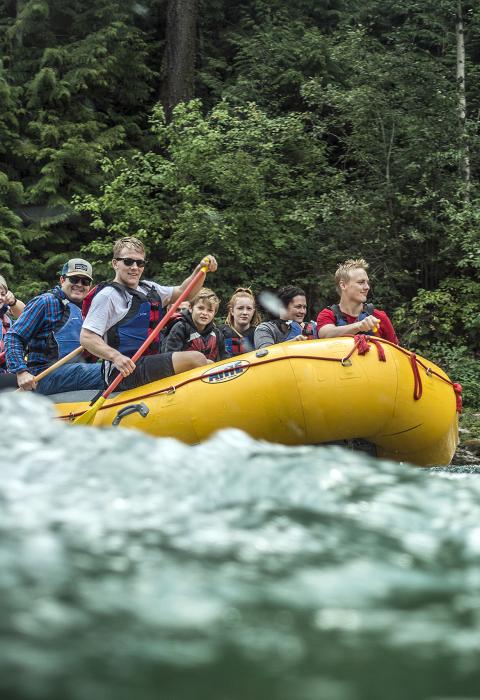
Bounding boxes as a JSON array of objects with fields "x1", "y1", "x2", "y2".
[{"x1": 81, "y1": 236, "x2": 217, "y2": 390}]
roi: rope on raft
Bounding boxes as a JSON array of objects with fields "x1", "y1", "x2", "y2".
[
  {"x1": 61, "y1": 335, "x2": 463, "y2": 420},
  {"x1": 354, "y1": 334, "x2": 462, "y2": 411}
]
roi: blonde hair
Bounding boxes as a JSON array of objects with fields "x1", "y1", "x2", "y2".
[
  {"x1": 0, "y1": 275, "x2": 7, "y2": 292},
  {"x1": 192, "y1": 287, "x2": 220, "y2": 312},
  {"x1": 225, "y1": 287, "x2": 261, "y2": 328},
  {"x1": 334, "y1": 258, "x2": 369, "y2": 294},
  {"x1": 113, "y1": 236, "x2": 146, "y2": 258}
]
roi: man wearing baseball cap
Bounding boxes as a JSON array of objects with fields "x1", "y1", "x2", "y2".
[{"x1": 5, "y1": 258, "x2": 103, "y2": 394}]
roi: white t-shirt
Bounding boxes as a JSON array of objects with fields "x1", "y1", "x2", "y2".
[{"x1": 83, "y1": 281, "x2": 173, "y2": 340}]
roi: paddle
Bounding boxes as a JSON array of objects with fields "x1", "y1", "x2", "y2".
[
  {"x1": 34, "y1": 346, "x2": 85, "y2": 382},
  {"x1": 15, "y1": 346, "x2": 85, "y2": 391},
  {"x1": 74, "y1": 262, "x2": 210, "y2": 426}
]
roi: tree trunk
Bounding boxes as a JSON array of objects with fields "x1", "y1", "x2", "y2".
[
  {"x1": 456, "y1": 0, "x2": 470, "y2": 190},
  {"x1": 162, "y1": 0, "x2": 198, "y2": 121},
  {"x1": 11, "y1": 0, "x2": 26, "y2": 47}
]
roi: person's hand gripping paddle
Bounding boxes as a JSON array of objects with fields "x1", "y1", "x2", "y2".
[
  {"x1": 74, "y1": 260, "x2": 211, "y2": 426},
  {"x1": 14, "y1": 346, "x2": 85, "y2": 392}
]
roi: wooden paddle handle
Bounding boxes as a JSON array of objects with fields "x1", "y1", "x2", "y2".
[
  {"x1": 35, "y1": 346, "x2": 85, "y2": 381},
  {"x1": 15, "y1": 345, "x2": 84, "y2": 391}
]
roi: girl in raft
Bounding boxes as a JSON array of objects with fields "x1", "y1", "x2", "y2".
[{"x1": 220, "y1": 287, "x2": 262, "y2": 357}]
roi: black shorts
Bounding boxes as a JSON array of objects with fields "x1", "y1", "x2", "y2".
[{"x1": 106, "y1": 352, "x2": 175, "y2": 391}]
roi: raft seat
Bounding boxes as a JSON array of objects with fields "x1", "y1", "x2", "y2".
[{"x1": 47, "y1": 389, "x2": 123, "y2": 403}]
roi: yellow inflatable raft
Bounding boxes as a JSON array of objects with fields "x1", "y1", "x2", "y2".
[{"x1": 54, "y1": 336, "x2": 460, "y2": 467}]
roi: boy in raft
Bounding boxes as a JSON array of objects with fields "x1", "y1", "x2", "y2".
[
  {"x1": 254, "y1": 285, "x2": 317, "y2": 349},
  {"x1": 163, "y1": 287, "x2": 228, "y2": 363},
  {"x1": 80, "y1": 236, "x2": 218, "y2": 390},
  {"x1": 316, "y1": 258, "x2": 398, "y2": 344},
  {"x1": 5, "y1": 259, "x2": 103, "y2": 394}
]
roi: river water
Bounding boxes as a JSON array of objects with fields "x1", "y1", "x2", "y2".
[{"x1": 1, "y1": 393, "x2": 479, "y2": 700}]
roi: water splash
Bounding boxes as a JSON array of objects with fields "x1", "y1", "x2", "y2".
[{"x1": 1, "y1": 393, "x2": 479, "y2": 700}]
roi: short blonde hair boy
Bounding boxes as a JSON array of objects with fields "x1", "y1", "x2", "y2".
[
  {"x1": 334, "y1": 259, "x2": 369, "y2": 295},
  {"x1": 191, "y1": 287, "x2": 220, "y2": 312}
]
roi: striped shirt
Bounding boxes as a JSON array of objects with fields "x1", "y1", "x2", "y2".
[{"x1": 5, "y1": 286, "x2": 72, "y2": 374}]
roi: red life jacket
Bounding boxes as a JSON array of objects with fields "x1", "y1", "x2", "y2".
[
  {"x1": 164, "y1": 313, "x2": 224, "y2": 361},
  {"x1": 303, "y1": 320, "x2": 318, "y2": 339},
  {"x1": 186, "y1": 329, "x2": 220, "y2": 361},
  {"x1": 229, "y1": 336, "x2": 247, "y2": 354},
  {"x1": 221, "y1": 325, "x2": 256, "y2": 356}
]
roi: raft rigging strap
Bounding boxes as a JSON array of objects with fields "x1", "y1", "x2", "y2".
[
  {"x1": 353, "y1": 335, "x2": 462, "y2": 411},
  {"x1": 61, "y1": 335, "x2": 462, "y2": 421}
]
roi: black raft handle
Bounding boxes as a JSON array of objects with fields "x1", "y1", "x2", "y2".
[{"x1": 112, "y1": 402, "x2": 149, "y2": 427}]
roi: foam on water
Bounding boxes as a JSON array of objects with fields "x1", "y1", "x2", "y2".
[{"x1": 1, "y1": 393, "x2": 479, "y2": 700}]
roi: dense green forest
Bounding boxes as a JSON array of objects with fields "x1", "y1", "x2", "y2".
[{"x1": 0, "y1": 0, "x2": 479, "y2": 403}]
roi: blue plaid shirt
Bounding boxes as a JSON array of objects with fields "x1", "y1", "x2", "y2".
[{"x1": 5, "y1": 286, "x2": 72, "y2": 375}]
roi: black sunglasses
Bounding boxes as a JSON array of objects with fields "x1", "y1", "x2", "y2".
[
  {"x1": 67, "y1": 276, "x2": 91, "y2": 286},
  {"x1": 115, "y1": 257, "x2": 147, "y2": 267}
]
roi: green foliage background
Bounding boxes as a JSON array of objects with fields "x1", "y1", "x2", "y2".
[{"x1": 0, "y1": 0, "x2": 479, "y2": 405}]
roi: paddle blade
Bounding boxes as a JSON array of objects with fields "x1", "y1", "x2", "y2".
[
  {"x1": 73, "y1": 396, "x2": 106, "y2": 425},
  {"x1": 258, "y1": 291, "x2": 286, "y2": 317}
]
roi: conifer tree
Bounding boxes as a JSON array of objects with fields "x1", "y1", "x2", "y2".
[
  {"x1": 0, "y1": 56, "x2": 26, "y2": 279},
  {"x1": 0, "y1": 0, "x2": 158, "y2": 289}
]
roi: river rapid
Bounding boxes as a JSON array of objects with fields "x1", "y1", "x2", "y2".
[{"x1": 1, "y1": 393, "x2": 479, "y2": 700}]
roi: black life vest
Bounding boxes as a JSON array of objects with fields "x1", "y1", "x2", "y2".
[
  {"x1": 160, "y1": 311, "x2": 187, "y2": 352},
  {"x1": 330, "y1": 303, "x2": 375, "y2": 335}
]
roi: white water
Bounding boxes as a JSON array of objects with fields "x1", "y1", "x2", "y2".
[{"x1": 1, "y1": 393, "x2": 479, "y2": 700}]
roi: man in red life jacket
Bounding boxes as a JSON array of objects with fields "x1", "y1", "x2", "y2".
[
  {"x1": 316, "y1": 259, "x2": 398, "y2": 344},
  {"x1": 80, "y1": 236, "x2": 218, "y2": 390}
]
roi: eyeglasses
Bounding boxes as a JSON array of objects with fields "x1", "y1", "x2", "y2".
[
  {"x1": 115, "y1": 257, "x2": 147, "y2": 267},
  {"x1": 67, "y1": 276, "x2": 91, "y2": 286}
]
